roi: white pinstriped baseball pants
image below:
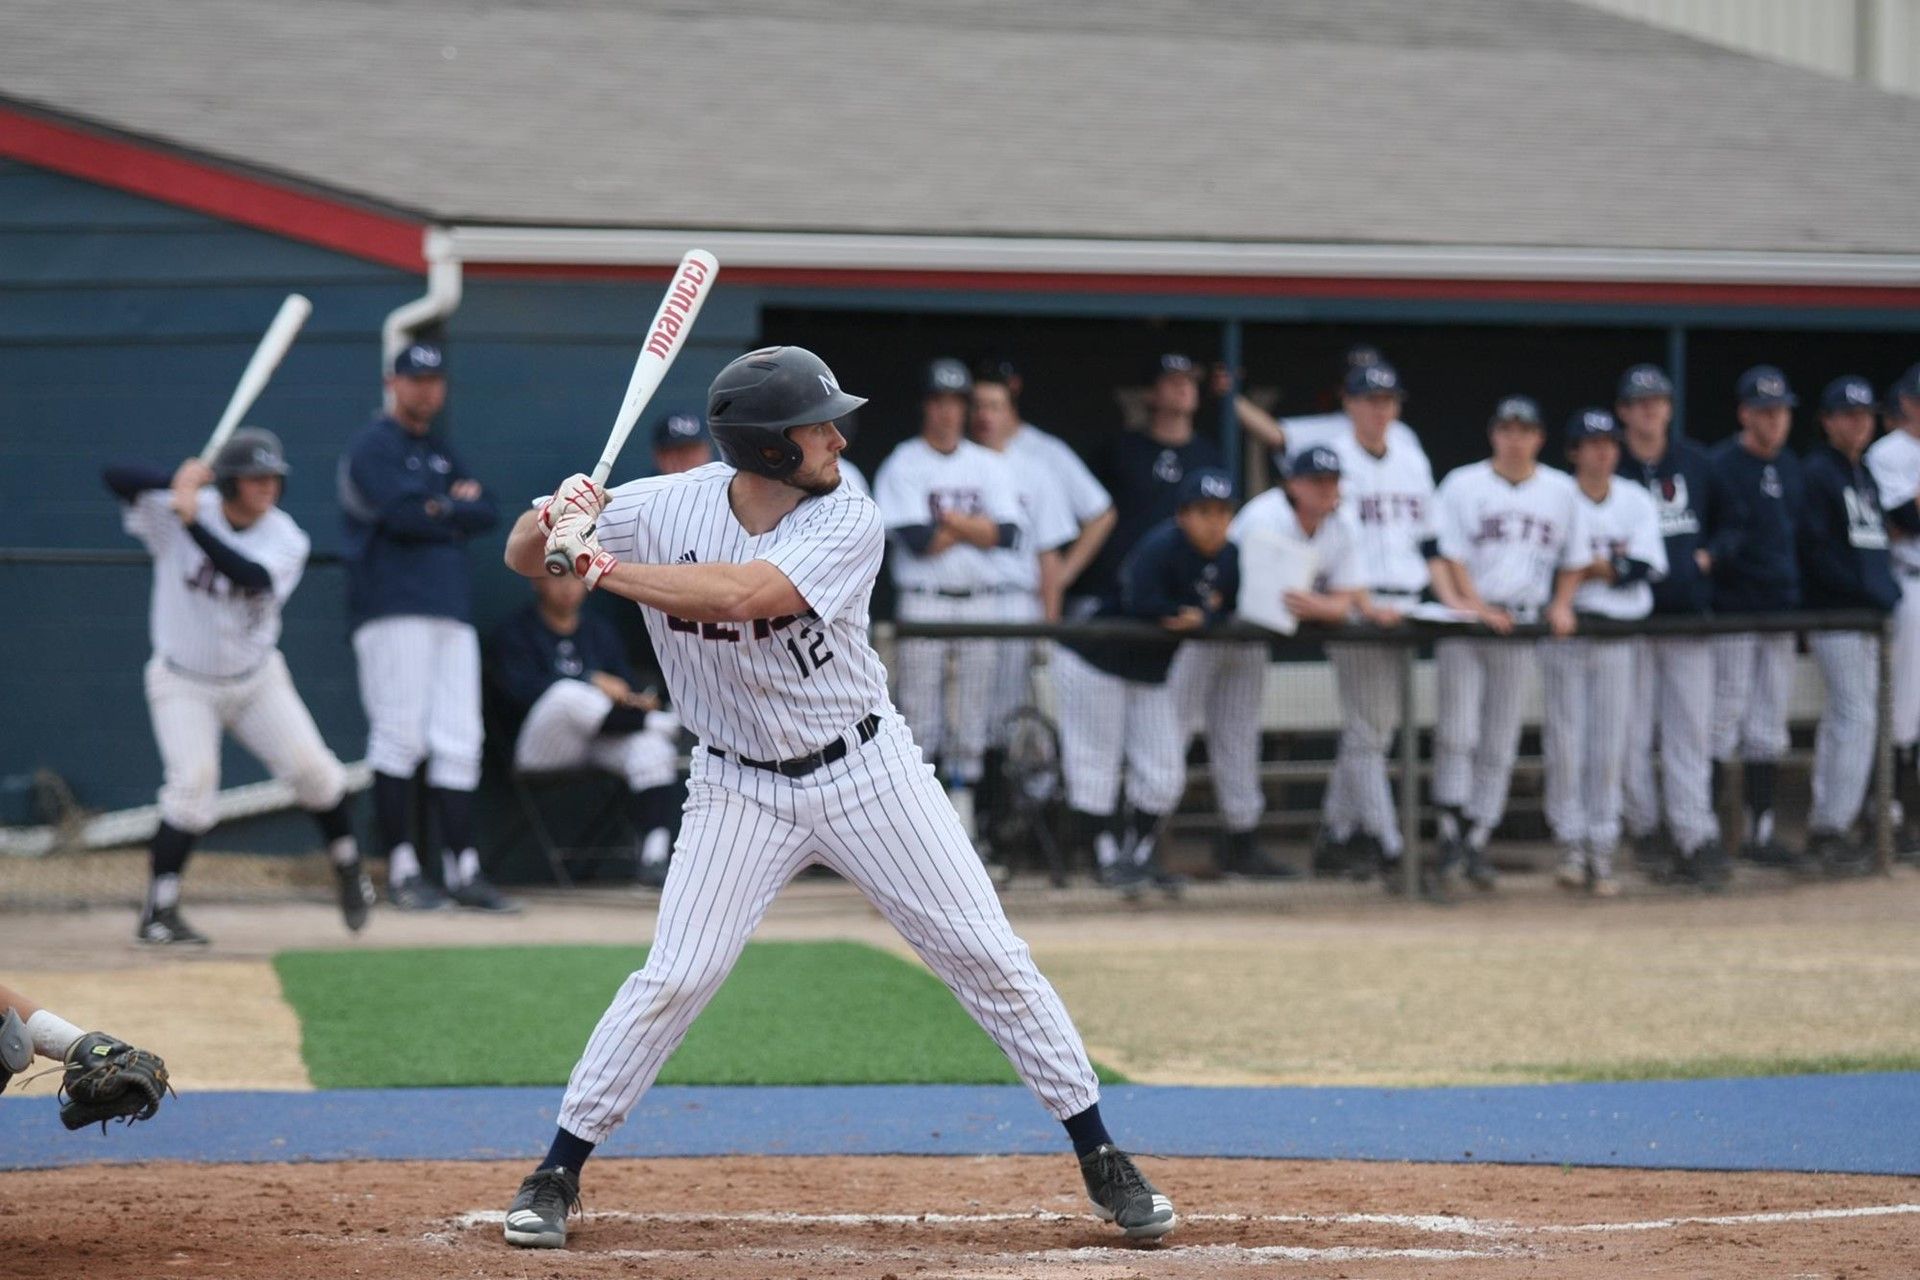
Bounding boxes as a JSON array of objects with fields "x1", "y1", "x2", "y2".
[
  {"x1": 1890, "y1": 579, "x2": 1920, "y2": 747},
  {"x1": 143, "y1": 651, "x2": 346, "y2": 834},
  {"x1": 1809, "y1": 631, "x2": 1880, "y2": 833},
  {"x1": 513, "y1": 679, "x2": 680, "y2": 792},
  {"x1": 893, "y1": 591, "x2": 999, "y2": 783},
  {"x1": 1433, "y1": 638, "x2": 1534, "y2": 830},
  {"x1": 555, "y1": 711, "x2": 1100, "y2": 1142},
  {"x1": 1324, "y1": 643, "x2": 1405, "y2": 853},
  {"x1": 1048, "y1": 646, "x2": 1186, "y2": 816},
  {"x1": 1166, "y1": 640, "x2": 1268, "y2": 833},
  {"x1": 987, "y1": 591, "x2": 1044, "y2": 747},
  {"x1": 352, "y1": 616, "x2": 483, "y2": 790},
  {"x1": 1538, "y1": 637, "x2": 1636, "y2": 853},
  {"x1": 1621, "y1": 635, "x2": 1720, "y2": 850},
  {"x1": 1711, "y1": 632, "x2": 1795, "y2": 763}
]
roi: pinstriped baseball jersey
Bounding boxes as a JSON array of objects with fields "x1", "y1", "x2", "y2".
[
  {"x1": 1008, "y1": 423, "x2": 1113, "y2": 525},
  {"x1": 1865, "y1": 428, "x2": 1920, "y2": 573},
  {"x1": 1328, "y1": 434, "x2": 1438, "y2": 595},
  {"x1": 1571, "y1": 479, "x2": 1668, "y2": 619},
  {"x1": 122, "y1": 488, "x2": 310, "y2": 678},
  {"x1": 592, "y1": 462, "x2": 888, "y2": 761},
  {"x1": 873, "y1": 437, "x2": 1024, "y2": 592},
  {"x1": 1436, "y1": 462, "x2": 1588, "y2": 612},
  {"x1": 986, "y1": 438, "x2": 1081, "y2": 591}
]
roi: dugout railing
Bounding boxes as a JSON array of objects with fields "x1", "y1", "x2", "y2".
[{"x1": 889, "y1": 608, "x2": 1898, "y2": 896}]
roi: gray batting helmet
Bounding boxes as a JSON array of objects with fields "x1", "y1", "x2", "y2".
[
  {"x1": 706, "y1": 347, "x2": 867, "y2": 479},
  {"x1": 213, "y1": 427, "x2": 290, "y2": 496}
]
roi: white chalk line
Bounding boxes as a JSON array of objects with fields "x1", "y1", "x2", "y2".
[
  {"x1": 456, "y1": 1201, "x2": 1920, "y2": 1238},
  {"x1": 586, "y1": 1243, "x2": 1510, "y2": 1264}
]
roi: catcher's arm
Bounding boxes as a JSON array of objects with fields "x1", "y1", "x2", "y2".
[{"x1": 0, "y1": 983, "x2": 171, "y2": 1128}]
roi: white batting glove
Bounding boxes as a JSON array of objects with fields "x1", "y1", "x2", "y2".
[
  {"x1": 547, "y1": 523, "x2": 618, "y2": 590},
  {"x1": 643, "y1": 710, "x2": 681, "y2": 740},
  {"x1": 547, "y1": 473, "x2": 608, "y2": 534}
]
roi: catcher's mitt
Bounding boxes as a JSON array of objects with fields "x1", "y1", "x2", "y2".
[{"x1": 59, "y1": 1032, "x2": 171, "y2": 1131}]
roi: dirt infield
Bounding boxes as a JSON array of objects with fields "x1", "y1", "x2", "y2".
[{"x1": 6, "y1": 1156, "x2": 1916, "y2": 1279}]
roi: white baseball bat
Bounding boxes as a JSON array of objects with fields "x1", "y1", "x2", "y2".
[
  {"x1": 544, "y1": 249, "x2": 720, "y2": 576},
  {"x1": 198, "y1": 293, "x2": 313, "y2": 463}
]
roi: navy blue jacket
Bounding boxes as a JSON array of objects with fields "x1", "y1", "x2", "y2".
[
  {"x1": 1705, "y1": 436, "x2": 1802, "y2": 613},
  {"x1": 338, "y1": 415, "x2": 498, "y2": 627},
  {"x1": 488, "y1": 605, "x2": 636, "y2": 729},
  {"x1": 1617, "y1": 437, "x2": 1715, "y2": 615},
  {"x1": 1065, "y1": 518, "x2": 1239, "y2": 684},
  {"x1": 1085, "y1": 431, "x2": 1225, "y2": 598},
  {"x1": 1798, "y1": 443, "x2": 1899, "y2": 613}
]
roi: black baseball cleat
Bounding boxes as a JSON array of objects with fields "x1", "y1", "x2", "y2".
[
  {"x1": 1672, "y1": 842, "x2": 1730, "y2": 891},
  {"x1": 1463, "y1": 843, "x2": 1497, "y2": 891},
  {"x1": 1097, "y1": 860, "x2": 1148, "y2": 895},
  {"x1": 635, "y1": 859, "x2": 670, "y2": 890},
  {"x1": 136, "y1": 905, "x2": 209, "y2": 946},
  {"x1": 1808, "y1": 831, "x2": 1870, "y2": 877},
  {"x1": 1216, "y1": 830, "x2": 1299, "y2": 881},
  {"x1": 1309, "y1": 829, "x2": 1353, "y2": 878},
  {"x1": 452, "y1": 875, "x2": 523, "y2": 914},
  {"x1": 1079, "y1": 1144, "x2": 1177, "y2": 1240},
  {"x1": 334, "y1": 859, "x2": 376, "y2": 932},
  {"x1": 389, "y1": 875, "x2": 451, "y2": 912},
  {"x1": 1345, "y1": 833, "x2": 1384, "y2": 883},
  {"x1": 504, "y1": 1166, "x2": 580, "y2": 1248}
]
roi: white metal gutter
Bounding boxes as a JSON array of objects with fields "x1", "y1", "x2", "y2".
[{"x1": 441, "y1": 226, "x2": 1920, "y2": 288}]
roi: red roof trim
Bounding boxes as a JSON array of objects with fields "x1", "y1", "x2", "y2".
[
  {"x1": 0, "y1": 105, "x2": 425, "y2": 272},
  {"x1": 466, "y1": 260, "x2": 1920, "y2": 309}
]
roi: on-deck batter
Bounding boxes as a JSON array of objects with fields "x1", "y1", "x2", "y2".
[
  {"x1": 501, "y1": 346, "x2": 1176, "y2": 1248},
  {"x1": 103, "y1": 430, "x2": 374, "y2": 945}
]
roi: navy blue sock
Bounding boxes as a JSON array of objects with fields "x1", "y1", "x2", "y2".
[
  {"x1": 538, "y1": 1126, "x2": 595, "y2": 1174},
  {"x1": 1062, "y1": 1103, "x2": 1112, "y2": 1158}
]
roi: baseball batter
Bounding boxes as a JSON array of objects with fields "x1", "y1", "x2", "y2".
[
  {"x1": 1539, "y1": 409, "x2": 1666, "y2": 896},
  {"x1": 1800, "y1": 375, "x2": 1898, "y2": 872},
  {"x1": 503, "y1": 346, "x2": 1174, "y2": 1247},
  {"x1": 1320, "y1": 362, "x2": 1461, "y2": 881},
  {"x1": 1613, "y1": 363, "x2": 1722, "y2": 880},
  {"x1": 1706, "y1": 365, "x2": 1805, "y2": 874},
  {"x1": 1864, "y1": 363, "x2": 1920, "y2": 852},
  {"x1": 874, "y1": 358, "x2": 1028, "y2": 837},
  {"x1": 104, "y1": 431, "x2": 374, "y2": 945},
  {"x1": 1431, "y1": 396, "x2": 1586, "y2": 891}
]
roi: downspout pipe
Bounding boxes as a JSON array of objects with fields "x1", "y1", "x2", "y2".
[{"x1": 382, "y1": 226, "x2": 463, "y2": 374}]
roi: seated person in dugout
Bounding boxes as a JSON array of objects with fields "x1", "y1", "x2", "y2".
[{"x1": 490, "y1": 572, "x2": 683, "y2": 887}]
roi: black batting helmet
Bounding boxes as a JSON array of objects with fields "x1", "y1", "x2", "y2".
[
  {"x1": 212, "y1": 427, "x2": 290, "y2": 497},
  {"x1": 706, "y1": 347, "x2": 867, "y2": 479}
]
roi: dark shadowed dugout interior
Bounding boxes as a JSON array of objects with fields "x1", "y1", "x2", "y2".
[{"x1": 2, "y1": 0, "x2": 1918, "y2": 847}]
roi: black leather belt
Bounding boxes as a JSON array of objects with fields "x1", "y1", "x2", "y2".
[
  {"x1": 902, "y1": 586, "x2": 1019, "y2": 599},
  {"x1": 709, "y1": 713, "x2": 881, "y2": 778}
]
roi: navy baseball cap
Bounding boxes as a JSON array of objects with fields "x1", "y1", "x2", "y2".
[
  {"x1": 1345, "y1": 343, "x2": 1384, "y2": 370},
  {"x1": 1891, "y1": 363, "x2": 1920, "y2": 403},
  {"x1": 652, "y1": 410, "x2": 709, "y2": 450},
  {"x1": 393, "y1": 341, "x2": 446, "y2": 377},
  {"x1": 1149, "y1": 352, "x2": 1199, "y2": 382},
  {"x1": 924, "y1": 357, "x2": 972, "y2": 397},
  {"x1": 974, "y1": 356, "x2": 1019, "y2": 384},
  {"x1": 1344, "y1": 362, "x2": 1404, "y2": 398},
  {"x1": 1616, "y1": 363, "x2": 1674, "y2": 403},
  {"x1": 1175, "y1": 467, "x2": 1235, "y2": 508},
  {"x1": 1566, "y1": 406, "x2": 1621, "y2": 443},
  {"x1": 1490, "y1": 394, "x2": 1544, "y2": 427},
  {"x1": 1737, "y1": 365, "x2": 1797, "y2": 409},
  {"x1": 1284, "y1": 445, "x2": 1343, "y2": 479},
  {"x1": 1820, "y1": 375, "x2": 1877, "y2": 414}
]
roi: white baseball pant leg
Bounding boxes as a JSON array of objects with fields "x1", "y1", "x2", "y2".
[
  {"x1": 1653, "y1": 636, "x2": 1721, "y2": 849},
  {"x1": 1326, "y1": 643, "x2": 1405, "y2": 853},
  {"x1": 1049, "y1": 646, "x2": 1128, "y2": 816},
  {"x1": 1431, "y1": 639, "x2": 1483, "y2": 812},
  {"x1": 1892, "y1": 582, "x2": 1920, "y2": 749},
  {"x1": 987, "y1": 592, "x2": 1043, "y2": 748},
  {"x1": 1715, "y1": 632, "x2": 1795, "y2": 763},
  {"x1": 1539, "y1": 638, "x2": 1590, "y2": 847},
  {"x1": 1122, "y1": 675, "x2": 1187, "y2": 816},
  {"x1": 1435, "y1": 638, "x2": 1533, "y2": 830},
  {"x1": 1542, "y1": 638, "x2": 1635, "y2": 857},
  {"x1": 224, "y1": 652, "x2": 347, "y2": 811},
  {"x1": 555, "y1": 715, "x2": 1100, "y2": 1143},
  {"x1": 1809, "y1": 630, "x2": 1880, "y2": 833},
  {"x1": 353, "y1": 616, "x2": 483, "y2": 790},
  {"x1": 893, "y1": 593, "x2": 998, "y2": 783},
  {"x1": 513, "y1": 679, "x2": 618, "y2": 773},
  {"x1": 143, "y1": 656, "x2": 227, "y2": 835},
  {"x1": 1621, "y1": 637, "x2": 1661, "y2": 839},
  {"x1": 1168, "y1": 641, "x2": 1267, "y2": 832}
]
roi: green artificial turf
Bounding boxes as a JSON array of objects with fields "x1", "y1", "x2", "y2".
[{"x1": 273, "y1": 941, "x2": 1124, "y2": 1089}]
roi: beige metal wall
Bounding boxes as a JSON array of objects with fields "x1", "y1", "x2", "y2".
[{"x1": 1577, "y1": 0, "x2": 1920, "y2": 94}]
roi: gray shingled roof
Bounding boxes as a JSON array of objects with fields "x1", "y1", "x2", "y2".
[{"x1": 6, "y1": 0, "x2": 1920, "y2": 254}]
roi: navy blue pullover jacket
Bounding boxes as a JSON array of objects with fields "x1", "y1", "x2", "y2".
[
  {"x1": 1064, "y1": 518, "x2": 1239, "y2": 684},
  {"x1": 1798, "y1": 442, "x2": 1899, "y2": 612},
  {"x1": 1617, "y1": 436, "x2": 1714, "y2": 614},
  {"x1": 1705, "y1": 436, "x2": 1803, "y2": 612},
  {"x1": 338, "y1": 415, "x2": 498, "y2": 627}
]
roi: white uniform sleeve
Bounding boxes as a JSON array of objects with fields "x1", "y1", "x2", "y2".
[
  {"x1": 121, "y1": 490, "x2": 176, "y2": 554},
  {"x1": 1556, "y1": 481, "x2": 1590, "y2": 572},
  {"x1": 261, "y1": 517, "x2": 311, "y2": 603},
  {"x1": 1627, "y1": 485, "x2": 1670, "y2": 580},
  {"x1": 1435, "y1": 470, "x2": 1473, "y2": 562},
  {"x1": 1052, "y1": 439, "x2": 1113, "y2": 524},
  {"x1": 872, "y1": 450, "x2": 927, "y2": 529},
  {"x1": 760, "y1": 496, "x2": 884, "y2": 624},
  {"x1": 1867, "y1": 438, "x2": 1920, "y2": 511},
  {"x1": 1027, "y1": 478, "x2": 1081, "y2": 552},
  {"x1": 1322, "y1": 512, "x2": 1366, "y2": 591}
]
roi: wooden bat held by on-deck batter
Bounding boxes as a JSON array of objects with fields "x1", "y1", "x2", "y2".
[
  {"x1": 543, "y1": 248, "x2": 719, "y2": 576},
  {"x1": 198, "y1": 293, "x2": 313, "y2": 463}
]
